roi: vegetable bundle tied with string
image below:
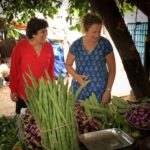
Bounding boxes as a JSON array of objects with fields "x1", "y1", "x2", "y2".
[{"x1": 24, "y1": 71, "x2": 90, "y2": 150}]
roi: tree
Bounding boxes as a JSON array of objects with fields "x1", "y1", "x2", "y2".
[
  {"x1": 1, "y1": 0, "x2": 150, "y2": 99},
  {"x1": 0, "y1": 0, "x2": 62, "y2": 38},
  {"x1": 87, "y1": 0, "x2": 150, "y2": 99},
  {"x1": 67, "y1": 0, "x2": 150, "y2": 99}
]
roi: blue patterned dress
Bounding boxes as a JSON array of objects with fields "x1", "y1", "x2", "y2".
[{"x1": 69, "y1": 36, "x2": 113, "y2": 102}]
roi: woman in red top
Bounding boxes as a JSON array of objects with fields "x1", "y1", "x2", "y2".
[{"x1": 9, "y1": 18, "x2": 55, "y2": 114}]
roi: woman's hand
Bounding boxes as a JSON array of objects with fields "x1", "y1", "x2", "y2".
[
  {"x1": 101, "y1": 91, "x2": 111, "y2": 104},
  {"x1": 78, "y1": 75, "x2": 88, "y2": 85},
  {"x1": 10, "y1": 92, "x2": 17, "y2": 102}
]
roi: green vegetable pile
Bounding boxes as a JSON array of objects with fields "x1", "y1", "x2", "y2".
[
  {"x1": 0, "y1": 115, "x2": 23, "y2": 150},
  {"x1": 24, "y1": 71, "x2": 89, "y2": 150},
  {"x1": 79, "y1": 95, "x2": 143, "y2": 137}
]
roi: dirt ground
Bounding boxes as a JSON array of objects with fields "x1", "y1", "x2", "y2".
[{"x1": 0, "y1": 83, "x2": 16, "y2": 117}]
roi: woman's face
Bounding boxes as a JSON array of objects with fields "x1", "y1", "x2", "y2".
[
  {"x1": 85, "y1": 23, "x2": 102, "y2": 41},
  {"x1": 33, "y1": 28, "x2": 48, "y2": 43}
]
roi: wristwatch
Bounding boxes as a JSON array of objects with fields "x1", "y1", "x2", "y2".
[{"x1": 106, "y1": 88, "x2": 111, "y2": 92}]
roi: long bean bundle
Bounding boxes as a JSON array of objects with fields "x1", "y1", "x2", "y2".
[{"x1": 24, "y1": 71, "x2": 89, "y2": 150}]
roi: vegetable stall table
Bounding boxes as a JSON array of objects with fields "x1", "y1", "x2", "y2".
[
  {"x1": 15, "y1": 73, "x2": 150, "y2": 150},
  {"x1": 16, "y1": 113, "x2": 150, "y2": 150}
]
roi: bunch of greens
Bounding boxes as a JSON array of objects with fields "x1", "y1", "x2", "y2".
[
  {"x1": 24, "y1": 71, "x2": 89, "y2": 150},
  {"x1": 0, "y1": 116, "x2": 24, "y2": 150}
]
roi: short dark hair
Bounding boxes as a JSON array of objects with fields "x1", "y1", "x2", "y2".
[
  {"x1": 81, "y1": 13, "x2": 102, "y2": 33},
  {"x1": 26, "y1": 18, "x2": 48, "y2": 39}
]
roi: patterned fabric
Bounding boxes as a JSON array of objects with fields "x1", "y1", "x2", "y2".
[
  {"x1": 69, "y1": 36, "x2": 113, "y2": 102},
  {"x1": 49, "y1": 40, "x2": 67, "y2": 78}
]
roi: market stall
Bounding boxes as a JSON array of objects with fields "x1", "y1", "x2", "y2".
[{"x1": 0, "y1": 73, "x2": 150, "y2": 150}]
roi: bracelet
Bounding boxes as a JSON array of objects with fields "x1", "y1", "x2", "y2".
[{"x1": 105, "y1": 88, "x2": 111, "y2": 92}]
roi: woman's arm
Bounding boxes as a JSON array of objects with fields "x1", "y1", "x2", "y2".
[
  {"x1": 106, "y1": 52, "x2": 116, "y2": 90},
  {"x1": 9, "y1": 45, "x2": 20, "y2": 102},
  {"x1": 102, "y1": 52, "x2": 116, "y2": 103},
  {"x1": 48, "y1": 45, "x2": 55, "y2": 81},
  {"x1": 65, "y1": 52, "x2": 87, "y2": 85}
]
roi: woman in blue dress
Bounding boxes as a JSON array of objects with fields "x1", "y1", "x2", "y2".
[{"x1": 65, "y1": 13, "x2": 116, "y2": 103}]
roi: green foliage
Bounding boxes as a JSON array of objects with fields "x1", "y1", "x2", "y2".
[
  {"x1": 0, "y1": 115, "x2": 24, "y2": 150},
  {"x1": 67, "y1": 0, "x2": 92, "y2": 31},
  {"x1": 0, "y1": 0, "x2": 137, "y2": 36},
  {"x1": 6, "y1": 29, "x2": 22, "y2": 39},
  {"x1": 66, "y1": 0, "x2": 136, "y2": 30},
  {"x1": 0, "y1": 0, "x2": 63, "y2": 38},
  {"x1": 1, "y1": 0, "x2": 62, "y2": 22},
  {"x1": 116, "y1": 0, "x2": 136, "y2": 15}
]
